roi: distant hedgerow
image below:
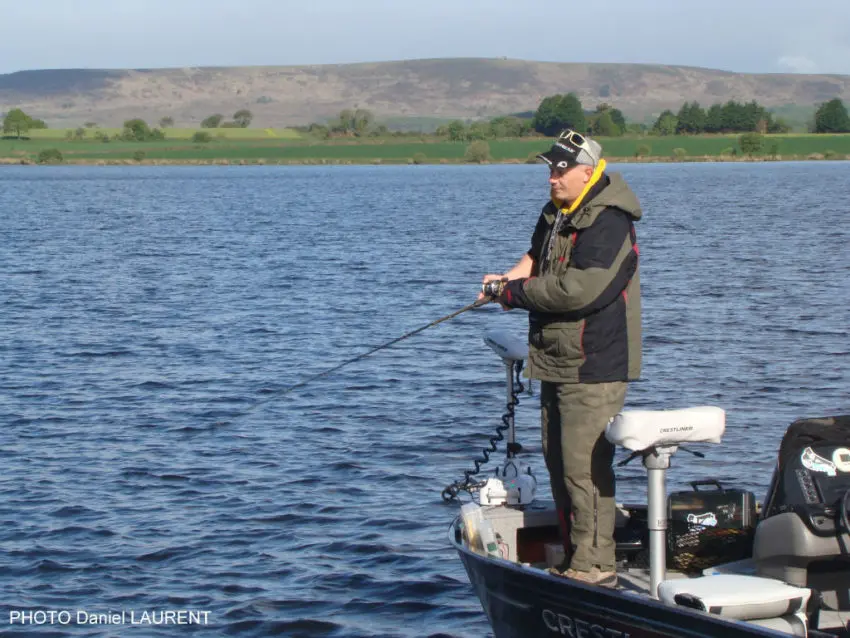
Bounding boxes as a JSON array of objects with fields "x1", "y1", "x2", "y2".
[{"x1": 37, "y1": 148, "x2": 64, "y2": 164}]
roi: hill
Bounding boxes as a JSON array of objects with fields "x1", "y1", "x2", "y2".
[{"x1": 1, "y1": 58, "x2": 849, "y2": 129}]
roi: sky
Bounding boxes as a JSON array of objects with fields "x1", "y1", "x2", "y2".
[{"x1": 2, "y1": 0, "x2": 849, "y2": 76}]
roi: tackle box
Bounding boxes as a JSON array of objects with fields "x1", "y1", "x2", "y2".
[{"x1": 667, "y1": 479, "x2": 757, "y2": 572}]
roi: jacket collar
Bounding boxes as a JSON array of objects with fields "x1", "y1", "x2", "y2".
[{"x1": 542, "y1": 175, "x2": 611, "y2": 230}]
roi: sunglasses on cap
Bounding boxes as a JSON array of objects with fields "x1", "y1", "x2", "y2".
[
  {"x1": 557, "y1": 129, "x2": 588, "y2": 148},
  {"x1": 538, "y1": 129, "x2": 599, "y2": 171}
]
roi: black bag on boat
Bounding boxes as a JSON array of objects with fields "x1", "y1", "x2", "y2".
[{"x1": 667, "y1": 479, "x2": 756, "y2": 572}]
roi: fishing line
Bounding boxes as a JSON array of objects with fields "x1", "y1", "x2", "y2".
[{"x1": 214, "y1": 297, "x2": 492, "y2": 424}]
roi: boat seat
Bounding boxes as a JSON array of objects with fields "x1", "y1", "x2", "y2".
[
  {"x1": 606, "y1": 406, "x2": 725, "y2": 451},
  {"x1": 754, "y1": 512, "x2": 850, "y2": 612},
  {"x1": 657, "y1": 574, "x2": 812, "y2": 621},
  {"x1": 742, "y1": 613, "x2": 809, "y2": 637}
]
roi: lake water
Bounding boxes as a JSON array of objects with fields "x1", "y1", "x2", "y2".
[{"x1": 1, "y1": 162, "x2": 848, "y2": 637}]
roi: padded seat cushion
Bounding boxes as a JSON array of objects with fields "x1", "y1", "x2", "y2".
[{"x1": 657, "y1": 574, "x2": 811, "y2": 620}]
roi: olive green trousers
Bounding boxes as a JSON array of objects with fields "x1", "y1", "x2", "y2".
[{"x1": 540, "y1": 381, "x2": 627, "y2": 572}]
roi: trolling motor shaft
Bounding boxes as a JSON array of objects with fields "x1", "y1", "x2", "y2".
[
  {"x1": 484, "y1": 330, "x2": 528, "y2": 458},
  {"x1": 479, "y1": 330, "x2": 537, "y2": 506},
  {"x1": 441, "y1": 330, "x2": 537, "y2": 504}
]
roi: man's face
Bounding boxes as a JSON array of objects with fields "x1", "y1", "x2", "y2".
[{"x1": 549, "y1": 164, "x2": 593, "y2": 206}]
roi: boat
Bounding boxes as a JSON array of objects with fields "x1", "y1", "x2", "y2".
[{"x1": 446, "y1": 330, "x2": 850, "y2": 638}]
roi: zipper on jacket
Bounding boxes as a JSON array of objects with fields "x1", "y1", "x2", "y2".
[
  {"x1": 593, "y1": 486, "x2": 598, "y2": 548},
  {"x1": 542, "y1": 213, "x2": 567, "y2": 275}
]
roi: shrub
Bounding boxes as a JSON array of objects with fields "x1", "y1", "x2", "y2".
[
  {"x1": 201, "y1": 114, "x2": 224, "y2": 128},
  {"x1": 37, "y1": 148, "x2": 63, "y2": 164},
  {"x1": 133, "y1": 150, "x2": 146, "y2": 162},
  {"x1": 465, "y1": 141, "x2": 491, "y2": 163},
  {"x1": 412, "y1": 152, "x2": 427, "y2": 165},
  {"x1": 739, "y1": 132, "x2": 764, "y2": 155},
  {"x1": 671, "y1": 147, "x2": 687, "y2": 161},
  {"x1": 824, "y1": 149, "x2": 838, "y2": 160},
  {"x1": 122, "y1": 118, "x2": 152, "y2": 142},
  {"x1": 191, "y1": 131, "x2": 212, "y2": 143},
  {"x1": 635, "y1": 144, "x2": 651, "y2": 158},
  {"x1": 720, "y1": 147, "x2": 736, "y2": 156},
  {"x1": 526, "y1": 151, "x2": 540, "y2": 164}
]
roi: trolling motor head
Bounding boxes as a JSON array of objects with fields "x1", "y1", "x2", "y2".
[
  {"x1": 483, "y1": 329, "x2": 528, "y2": 363},
  {"x1": 479, "y1": 459, "x2": 538, "y2": 506}
]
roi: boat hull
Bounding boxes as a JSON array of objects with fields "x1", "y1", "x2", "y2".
[{"x1": 451, "y1": 518, "x2": 791, "y2": 638}]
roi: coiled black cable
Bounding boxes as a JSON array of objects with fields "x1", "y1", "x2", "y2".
[{"x1": 441, "y1": 360, "x2": 526, "y2": 502}]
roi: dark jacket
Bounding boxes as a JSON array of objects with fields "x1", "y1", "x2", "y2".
[{"x1": 501, "y1": 173, "x2": 642, "y2": 383}]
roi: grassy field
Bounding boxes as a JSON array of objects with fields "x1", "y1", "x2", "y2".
[
  {"x1": 2, "y1": 132, "x2": 849, "y2": 164},
  {"x1": 25, "y1": 127, "x2": 304, "y2": 140}
]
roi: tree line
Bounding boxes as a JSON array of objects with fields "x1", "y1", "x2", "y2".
[
  {"x1": 304, "y1": 95, "x2": 849, "y2": 142},
  {"x1": 651, "y1": 100, "x2": 790, "y2": 135},
  {"x1": 4, "y1": 94, "x2": 849, "y2": 143},
  {"x1": 0, "y1": 109, "x2": 254, "y2": 139},
  {"x1": 531, "y1": 94, "x2": 850, "y2": 137}
]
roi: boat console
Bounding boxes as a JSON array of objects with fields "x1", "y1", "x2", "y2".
[{"x1": 754, "y1": 415, "x2": 850, "y2": 613}]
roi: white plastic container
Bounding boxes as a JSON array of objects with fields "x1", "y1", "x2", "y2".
[
  {"x1": 460, "y1": 502, "x2": 501, "y2": 557},
  {"x1": 460, "y1": 502, "x2": 485, "y2": 549}
]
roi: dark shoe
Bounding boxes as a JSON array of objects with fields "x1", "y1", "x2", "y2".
[{"x1": 551, "y1": 566, "x2": 618, "y2": 588}]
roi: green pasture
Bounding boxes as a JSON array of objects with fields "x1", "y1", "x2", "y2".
[
  {"x1": 595, "y1": 134, "x2": 850, "y2": 157},
  {"x1": 2, "y1": 133, "x2": 849, "y2": 164},
  {"x1": 24, "y1": 127, "x2": 304, "y2": 141},
  {"x1": 489, "y1": 135, "x2": 850, "y2": 158}
]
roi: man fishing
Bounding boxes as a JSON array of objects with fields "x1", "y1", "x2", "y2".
[{"x1": 480, "y1": 129, "x2": 642, "y2": 588}]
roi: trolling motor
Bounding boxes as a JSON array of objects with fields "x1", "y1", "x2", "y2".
[
  {"x1": 478, "y1": 330, "x2": 538, "y2": 506},
  {"x1": 441, "y1": 325, "x2": 537, "y2": 505}
]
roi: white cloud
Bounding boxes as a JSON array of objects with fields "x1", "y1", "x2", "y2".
[{"x1": 776, "y1": 56, "x2": 820, "y2": 73}]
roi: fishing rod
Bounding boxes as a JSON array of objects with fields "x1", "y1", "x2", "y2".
[{"x1": 216, "y1": 293, "x2": 498, "y2": 423}]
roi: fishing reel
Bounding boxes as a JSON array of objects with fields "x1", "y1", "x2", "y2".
[{"x1": 481, "y1": 279, "x2": 507, "y2": 299}]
